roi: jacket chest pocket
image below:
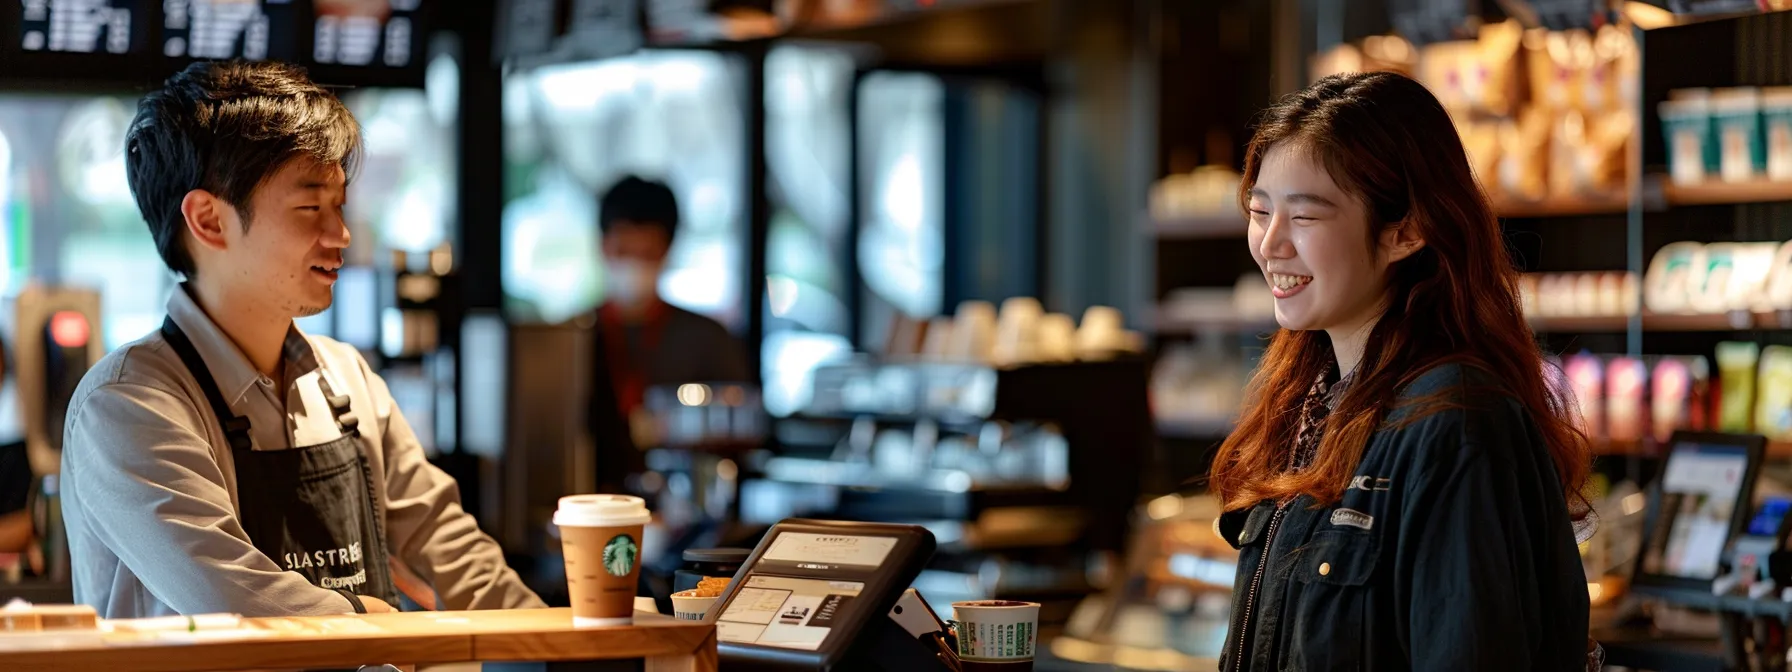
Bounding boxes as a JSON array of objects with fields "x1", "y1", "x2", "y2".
[{"x1": 1282, "y1": 530, "x2": 1378, "y2": 672}]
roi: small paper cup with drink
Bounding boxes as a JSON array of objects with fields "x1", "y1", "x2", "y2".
[
  {"x1": 554, "y1": 494, "x2": 651, "y2": 627},
  {"x1": 951, "y1": 600, "x2": 1041, "y2": 671}
]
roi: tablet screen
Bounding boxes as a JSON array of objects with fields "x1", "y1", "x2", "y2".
[
  {"x1": 1643, "y1": 441, "x2": 1751, "y2": 580},
  {"x1": 717, "y1": 575, "x2": 866, "y2": 651}
]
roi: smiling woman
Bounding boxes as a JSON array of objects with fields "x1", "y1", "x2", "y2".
[{"x1": 1209, "y1": 71, "x2": 1597, "y2": 672}]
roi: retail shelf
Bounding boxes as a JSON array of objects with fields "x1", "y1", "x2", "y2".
[
  {"x1": 1155, "y1": 416, "x2": 1234, "y2": 439},
  {"x1": 1593, "y1": 438, "x2": 1792, "y2": 458},
  {"x1": 1153, "y1": 309, "x2": 1277, "y2": 335},
  {"x1": 1663, "y1": 177, "x2": 1792, "y2": 207},
  {"x1": 1528, "y1": 311, "x2": 1761, "y2": 332},
  {"x1": 1493, "y1": 193, "x2": 1630, "y2": 218},
  {"x1": 1150, "y1": 211, "x2": 1248, "y2": 239}
]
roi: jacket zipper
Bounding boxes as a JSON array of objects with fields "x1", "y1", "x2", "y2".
[{"x1": 1231, "y1": 503, "x2": 1289, "y2": 672}]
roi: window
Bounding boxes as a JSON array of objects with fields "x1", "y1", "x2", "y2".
[{"x1": 502, "y1": 50, "x2": 747, "y2": 327}]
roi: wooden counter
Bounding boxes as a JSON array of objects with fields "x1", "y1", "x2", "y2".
[{"x1": 0, "y1": 608, "x2": 715, "y2": 672}]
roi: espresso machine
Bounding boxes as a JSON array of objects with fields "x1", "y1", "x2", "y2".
[{"x1": 14, "y1": 285, "x2": 104, "y2": 585}]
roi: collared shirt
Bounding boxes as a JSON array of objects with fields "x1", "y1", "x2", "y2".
[{"x1": 61, "y1": 287, "x2": 545, "y2": 618}]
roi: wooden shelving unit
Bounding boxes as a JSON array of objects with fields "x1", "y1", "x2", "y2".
[
  {"x1": 1529, "y1": 311, "x2": 1761, "y2": 333},
  {"x1": 1493, "y1": 193, "x2": 1631, "y2": 218},
  {"x1": 1662, "y1": 178, "x2": 1792, "y2": 207}
]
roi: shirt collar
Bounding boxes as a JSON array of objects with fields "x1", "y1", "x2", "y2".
[{"x1": 166, "y1": 285, "x2": 321, "y2": 406}]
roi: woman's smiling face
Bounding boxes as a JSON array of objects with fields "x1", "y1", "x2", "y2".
[{"x1": 1247, "y1": 141, "x2": 1394, "y2": 337}]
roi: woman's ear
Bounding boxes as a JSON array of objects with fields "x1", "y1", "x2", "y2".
[{"x1": 1380, "y1": 221, "x2": 1426, "y2": 263}]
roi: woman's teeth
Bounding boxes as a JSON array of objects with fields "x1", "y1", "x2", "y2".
[{"x1": 1270, "y1": 273, "x2": 1312, "y2": 291}]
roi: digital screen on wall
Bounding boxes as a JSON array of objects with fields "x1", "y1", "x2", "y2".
[
  {"x1": 4, "y1": 1, "x2": 428, "y2": 87},
  {"x1": 160, "y1": 0, "x2": 298, "y2": 61},
  {"x1": 18, "y1": 0, "x2": 146, "y2": 54}
]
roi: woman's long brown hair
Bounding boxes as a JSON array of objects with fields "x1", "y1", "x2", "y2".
[{"x1": 1207, "y1": 71, "x2": 1591, "y2": 514}]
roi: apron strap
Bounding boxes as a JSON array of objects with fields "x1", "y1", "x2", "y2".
[
  {"x1": 160, "y1": 317, "x2": 254, "y2": 453},
  {"x1": 316, "y1": 373, "x2": 359, "y2": 437}
]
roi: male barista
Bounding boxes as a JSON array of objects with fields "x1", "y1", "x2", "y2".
[{"x1": 61, "y1": 61, "x2": 545, "y2": 618}]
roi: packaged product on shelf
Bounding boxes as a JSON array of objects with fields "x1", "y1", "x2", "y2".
[
  {"x1": 1719, "y1": 242, "x2": 1776, "y2": 312},
  {"x1": 1417, "y1": 40, "x2": 1479, "y2": 114},
  {"x1": 1711, "y1": 87, "x2": 1765, "y2": 183},
  {"x1": 1607, "y1": 357, "x2": 1648, "y2": 443},
  {"x1": 1644, "y1": 241, "x2": 1706, "y2": 314},
  {"x1": 1586, "y1": 25, "x2": 1638, "y2": 114},
  {"x1": 1766, "y1": 241, "x2": 1792, "y2": 311},
  {"x1": 1537, "y1": 273, "x2": 1574, "y2": 316},
  {"x1": 1651, "y1": 355, "x2": 1709, "y2": 443},
  {"x1": 1755, "y1": 345, "x2": 1792, "y2": 440},
  {"x1": 1659, "y1": 90, "x2": 1713, "y2": 185},
  {"x1": 1498, "y1": 108, "x2": 1553, "y2": 202},
  {"x1": 1687, "y1": 242, "x2": 1738, "y2": 314},
  {"x1": 1717, "y1": 341, "x2": 1762, "y2": 433},
  {"x1": 1525, "y1": 28, "x2": 1577, "y2": 111},
  {"x1": 1762, "y1": 87, "x2": 1792, "y2": 181},
  {"x1": 1458, "y1": 118, "x2": 1502, "y2": 197},
  {"x1": 1572, "y1": 272, "x2": 1601, "y2": 316},
  {"x1": 1519, "y1": 273, "x2": 1541, "y2": 318},
  {"x1": 1565, "y1": 353, "x2": 1605, "y2": 439}
]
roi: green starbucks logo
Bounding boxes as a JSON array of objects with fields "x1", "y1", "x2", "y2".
[{"x1": 602, "y1": 534, "x2": 638, "y2": 577}]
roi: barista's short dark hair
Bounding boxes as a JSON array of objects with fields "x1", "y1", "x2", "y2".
[
  {"x1": 598, "y1": 176, "x2": 679, "y2": 243},
  {"x1": 126, "y1": 60, "x2": 361, "y2": 278}
]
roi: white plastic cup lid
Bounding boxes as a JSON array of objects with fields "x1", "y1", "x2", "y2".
[{"x1": 554, "y1": 494, "x2": 651, "y2": 528}]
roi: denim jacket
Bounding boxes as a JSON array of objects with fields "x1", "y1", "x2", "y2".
[{"x1": 1216, "y1": 364, "x2": 1590, "y2": 671}]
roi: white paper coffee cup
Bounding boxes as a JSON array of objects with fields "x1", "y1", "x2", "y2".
[{"x1": 952, "y1": 600, "x2": 1040, "y2": 662}]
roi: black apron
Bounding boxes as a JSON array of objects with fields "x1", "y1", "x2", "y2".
[{"x1": 160, "y1": 318, "x2": 400, "y2": 608}]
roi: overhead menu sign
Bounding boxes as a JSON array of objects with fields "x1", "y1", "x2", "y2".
[
  {"x1": 20, "y1": 0, "x2": 141, "y2": 54},
  {"x1": 496, "y1": 0, "x2": 644, "y2": 66},
  {"x1": 161, "y1": 0, "x2": 295, "y2": 61},
  {"x1": 314, "y1": 0, "x2": 419, "y2": 68}
]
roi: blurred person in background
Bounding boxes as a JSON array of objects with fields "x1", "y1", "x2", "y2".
[
  {"x1": 589, "y1": 177, "x2": 748, "y2": 487},
  {"x1": 60, "y1": 60, "x2": 543, "y2": 618},
  {"x1": 1209, "y1": 71, "x2": 1595, "y2": 671},
  {"x1": 594, "y1": 176, "x2": 749, "y2": 416}
]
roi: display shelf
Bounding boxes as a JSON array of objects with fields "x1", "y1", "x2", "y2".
[
  {"x1": 1150, "y1": 212, "x2": 1248, "y2": 239},
  {"x1": 1153, "y1": 309, "x2": 1277, "y2": 335},
  {"x1": 1663, "y1": 177, "x2": 1792, "y2": 207},
  {"x1": 1528, "y1": 311, "x2": 1761, "y2": 333},
  {"x1": 1493, "y1": 193, "x2": 1630, "y2": 218},
  {"x1": 1632, "y1": 584, "x2": 1792, "y2": 621},
  {"x1": 1594, "y1": 438, "x2": 1792, "y2": 458}
]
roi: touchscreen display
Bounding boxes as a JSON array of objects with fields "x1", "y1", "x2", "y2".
[
  {"x1": 1643, "y1": 441, "x2": 1750, "y2": 580},
  {"x1": 717, "y1": 575, "x2": 865, "y2": 651},
  {"x1": 761, "y1": 533, "x2": 896, "y2": 569}
]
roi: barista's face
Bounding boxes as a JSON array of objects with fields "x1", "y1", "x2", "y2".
[
  {"x1": 602, "y1": 220, "x2": 672, "y2": 265},
  {"x1": 601, "y1": 221, "x2": 670, "y2": 307},
  {"x1": 185, "y1": 157, "x2": 350, "y2": 317}
]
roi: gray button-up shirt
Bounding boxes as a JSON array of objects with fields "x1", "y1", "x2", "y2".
[{"x1": 61, "y1": 287, "x2": 544, "y2": 618}]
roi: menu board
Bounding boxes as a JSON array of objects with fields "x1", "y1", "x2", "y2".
[
  {"x1": 5, "y1": 1, "x2": 429, "y2": 87},
  {"x1": 19, "y1": 0, "x2": 143, "y2": 54},
  {"x1": 161, "y1": 0, "x2": 294, "y2": 60},
  {"x1": 313, "y1": 0, "x2": 420, "y2": 68}
]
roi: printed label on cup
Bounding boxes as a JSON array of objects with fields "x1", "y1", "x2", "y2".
[
  {"x1": 952, "y1": 600, "x2": 1040, "y2": 662},
  {"x1": 959, "y1": 621, "x2": 1035, "y2": 660}
]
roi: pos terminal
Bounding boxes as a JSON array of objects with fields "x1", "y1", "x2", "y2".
[{"x1": 709, "y1": 519, "x2": 959, "y2": 672}]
